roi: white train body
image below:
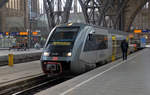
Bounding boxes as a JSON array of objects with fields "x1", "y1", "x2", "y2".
[{"x1": 41, "y1": 23, "x2": 131, "y2": 74}]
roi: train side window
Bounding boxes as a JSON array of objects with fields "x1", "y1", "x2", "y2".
[
  {"x1": 95, "y1": 35, "x2": 108, "y2": 50},
  {"x1": 84, "y1": 34, "x2": 97, "y2": 51},
  {"x1": 83, "y1": 34, "x2": 108, "y2": 52}
]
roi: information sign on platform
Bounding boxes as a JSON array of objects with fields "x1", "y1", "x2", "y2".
[{"x1": 141, "y1": 37, "x2": 146, "y2": 43}]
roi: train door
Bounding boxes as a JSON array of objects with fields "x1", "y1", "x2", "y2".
[{"x1": 112, "y1": 35, "x2": 116, "y2": 61}]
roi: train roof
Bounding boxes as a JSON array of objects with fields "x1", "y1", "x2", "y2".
[
  {"x1": 56, "y1": 23, "x2": 87, "y2": 28},
  {"x1": 57, "y1": 23, "x2": 129, "y2": 35}
]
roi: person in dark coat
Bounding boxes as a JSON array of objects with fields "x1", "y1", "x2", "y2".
[{"x1": 121, "y1": 39, "x2": 129, "y2": 60}]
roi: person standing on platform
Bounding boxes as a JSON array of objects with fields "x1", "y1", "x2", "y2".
[
  {"x1": 24, "y1": 42, "x2": 28, "y2": 51},
  {"x1": 121, "y1": 39, "x2": 129, "y2": 60}
]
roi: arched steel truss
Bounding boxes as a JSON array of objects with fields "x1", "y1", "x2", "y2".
[
  {"x1": 43, "y1": 0, "x2": 73, "y2": 29},
  {"x1": 43, "y1": 0, "x2": 128, "y2": 30},
  {"x1": 43, "y1": 0, "x2": 149, "y2": 31},
  {"x1": 78, "y1": 0, "x2": 126, "y2": 29}
]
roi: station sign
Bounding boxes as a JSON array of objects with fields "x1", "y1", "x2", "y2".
[
  {"x1": 32, "y1": 32, "x2": 38, "y2": 36},
  {"x1": 134, "y1": 29, "x2": 150, "y2": 34},
  {"x1": 20, "y1": 32, "x2": 28, "y2": 36},
  {"x1": 142, "y1": 30, "x2": 150, "y2": 33},
  {"x1": 0, "y1": 32, "x2": 39, "y2": 36},
  {"x1": 142, "y1": 30, "x2": 148, "y2": 33},
  {"x1": 10, "y1": 32, "x2": 18, "y2": 36},
  {"x1": 134, "y1": 29, "x2": 142, "y2": 34}
]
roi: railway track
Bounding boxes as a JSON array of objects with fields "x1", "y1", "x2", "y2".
[
  {"x1": 0, "y1": 73, "x2": 74, "y2": 95},
  {"x1": 12, "y1": 74, "x2": 74, "y2": 95},
  {"x1": 0, "y1": 74, "x2": 45, "y2": 95},
  {"x1": 0, "y1": 50, "x2": 140, "y2": 95}
]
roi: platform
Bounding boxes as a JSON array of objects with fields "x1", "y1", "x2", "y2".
[
  {"x1": 0, "y1": 60, "x2": 42, "y2": 87},
  {"x1": 0, "y1": 48, "x2": 42, "y2": 56},
  {"x1": 0, "y1": 49, "x2": 42, "y2": 66},
  {"x1": 36, "y1": 48, "x2": 150, "y2": 95}
]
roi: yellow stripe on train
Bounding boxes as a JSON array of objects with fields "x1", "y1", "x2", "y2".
[{"x1": 52, "y1": 42, "x2": 71, "y2": 45}]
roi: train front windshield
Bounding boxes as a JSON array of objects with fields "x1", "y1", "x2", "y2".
[{"x1": 46, "y1": 27, "x2": 79, "y2": 57}]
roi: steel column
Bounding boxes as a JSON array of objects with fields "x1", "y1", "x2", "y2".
[{"x1": 43, "y1": 0, "x2": 73, "y2": 29}]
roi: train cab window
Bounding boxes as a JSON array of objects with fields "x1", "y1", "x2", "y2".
[
  {"x1": 45, "y1": 27, "x2": 80, "y2": 57},
  {"x1": 84, "y1": 34, "x2": 108, "y2": 51},
  {"x1": 46, "y1": 27, "x2": 80, "y2": 48},
  {"x1": 49, "y1": 27, "x2": 79, "y2": 42}
]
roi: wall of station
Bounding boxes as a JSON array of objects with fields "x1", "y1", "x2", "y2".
[{"x1": 0, "y1": 0, "x2": 48, "y2": 48}]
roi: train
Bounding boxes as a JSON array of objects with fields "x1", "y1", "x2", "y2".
[{"x1": 40, "y1": 23, "x2": 135, "y2": 75}]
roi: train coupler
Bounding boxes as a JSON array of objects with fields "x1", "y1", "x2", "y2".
[{"x1": 46, "y1": 62, "x2": 62, "y2": 74}]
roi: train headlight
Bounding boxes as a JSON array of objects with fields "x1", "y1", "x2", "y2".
[
  {"x1": 67, "y1": 52, "x2": 72, "y2": 57},
  {"x1": 43, "y1": 52, "x2": 50, "y2": 56}
]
